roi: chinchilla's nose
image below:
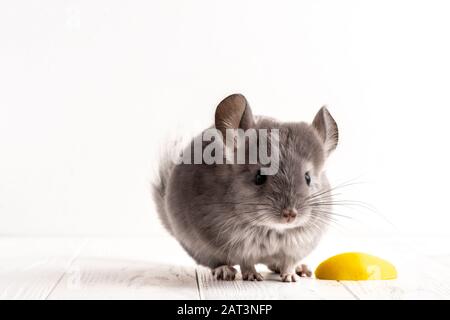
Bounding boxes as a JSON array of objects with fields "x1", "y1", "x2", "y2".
[{"x1": 281, "y1": 208, "x2": 298, "y2": 222}]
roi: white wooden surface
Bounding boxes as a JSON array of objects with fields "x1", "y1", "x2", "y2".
[{"x1": 0, "y1": 235, "x2": 449, "y2": 300}]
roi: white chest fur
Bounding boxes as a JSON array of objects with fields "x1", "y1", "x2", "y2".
[{"x1": 229, "y1": 225, "x2": 321, "y2": 264}]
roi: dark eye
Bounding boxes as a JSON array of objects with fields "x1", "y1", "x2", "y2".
[
  {"x1": 305, "y1": 172, "x2": 311, "y2": 186},
  {"x1": 255, "y1": 170, "x2": 267, "y2": 185}
]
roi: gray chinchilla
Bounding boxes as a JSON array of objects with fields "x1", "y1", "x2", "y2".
[{"x1": 152, "y1": 94, "x2": 339, "y2": 282}]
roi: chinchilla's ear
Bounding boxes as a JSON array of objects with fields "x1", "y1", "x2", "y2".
[
  {"x1": 312, "y1": 106, "x2": 339, "y2": 155},
  {"x1": 215, "y1": 93, "x2": 255, "y2": 139}
]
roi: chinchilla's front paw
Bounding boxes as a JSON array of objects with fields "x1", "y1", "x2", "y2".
[
  {"x1": 280, "y1": 264, "x2": 312, "y2": 281},
  {"x1": 295, "y1": 264, "x2": 312, "y2": 277},
  {"x1": 240, "y1": 264, "x2": 264, "y2": 281},
  {"x1": 211, "y1": 265, "x2": 237, "y2": 281},
  {"x1": 280, "y1": 272, "x2": 298, "y2": 282},
  {"x1": 242, "y1": 271, "x2": 264, "y2": 281}
]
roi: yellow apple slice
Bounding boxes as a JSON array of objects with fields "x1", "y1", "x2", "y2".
[{"x1": 315, "y1": 252, "x2": 397, "y2": 280}]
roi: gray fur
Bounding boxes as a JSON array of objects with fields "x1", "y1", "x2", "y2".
[
  {"x1": 151, "y1": 149, "x2": 176, "y2": 235},
  {"x1": 152, "y1": 94, "x2": 339, "y2": 282}
]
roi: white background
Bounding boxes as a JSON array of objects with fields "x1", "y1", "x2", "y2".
[{"x1": 1, "y1": 0, "x2": 449, "y2": 237}]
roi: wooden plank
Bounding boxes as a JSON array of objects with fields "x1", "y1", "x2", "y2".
[
  {"x1": 195, "y1": 233, "x2": 366, "y2": 300},
  {"x1": 2, "y1": 235, "x2": 448, "y2": 300},
  {"x1": 0, "y1": 238, "x2": 86, "y2": 300},
  {"x1": 48, "y1": 236, "x2": 199, "y2": 299},
  {"x1": 49, "y1": 258, "x2": 197, "y2": 299},
  {"x1": 429, "y1": 255, "x2": 450, "y2": 269},
  {"x1": 331, "y1": 238, "x2": 450, "y2": 299},
  {"x1": 197, "y1": 266, "x2": 355, "y2": 300},
  {"x1": 209, "y1": 235, "x2": 450, "y2": 300},
  {"x1": 340, "y1": 258, "x2": 450, "y2": 300}
]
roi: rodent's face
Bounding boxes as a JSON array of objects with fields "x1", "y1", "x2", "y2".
[
  {"x1": 231, "y1": 121, "x2": 330, "y2": 230},
  {"x1": 212, "y1": 94, "x2": 339, "y2": 231}
]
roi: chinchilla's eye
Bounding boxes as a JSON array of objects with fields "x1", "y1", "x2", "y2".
[
  {"x1": 255, "y1": 169, "x2": 267, "y2": 185},
  {"x1": 305, "y1": 172, "x2": 311, "y2": 186}
]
